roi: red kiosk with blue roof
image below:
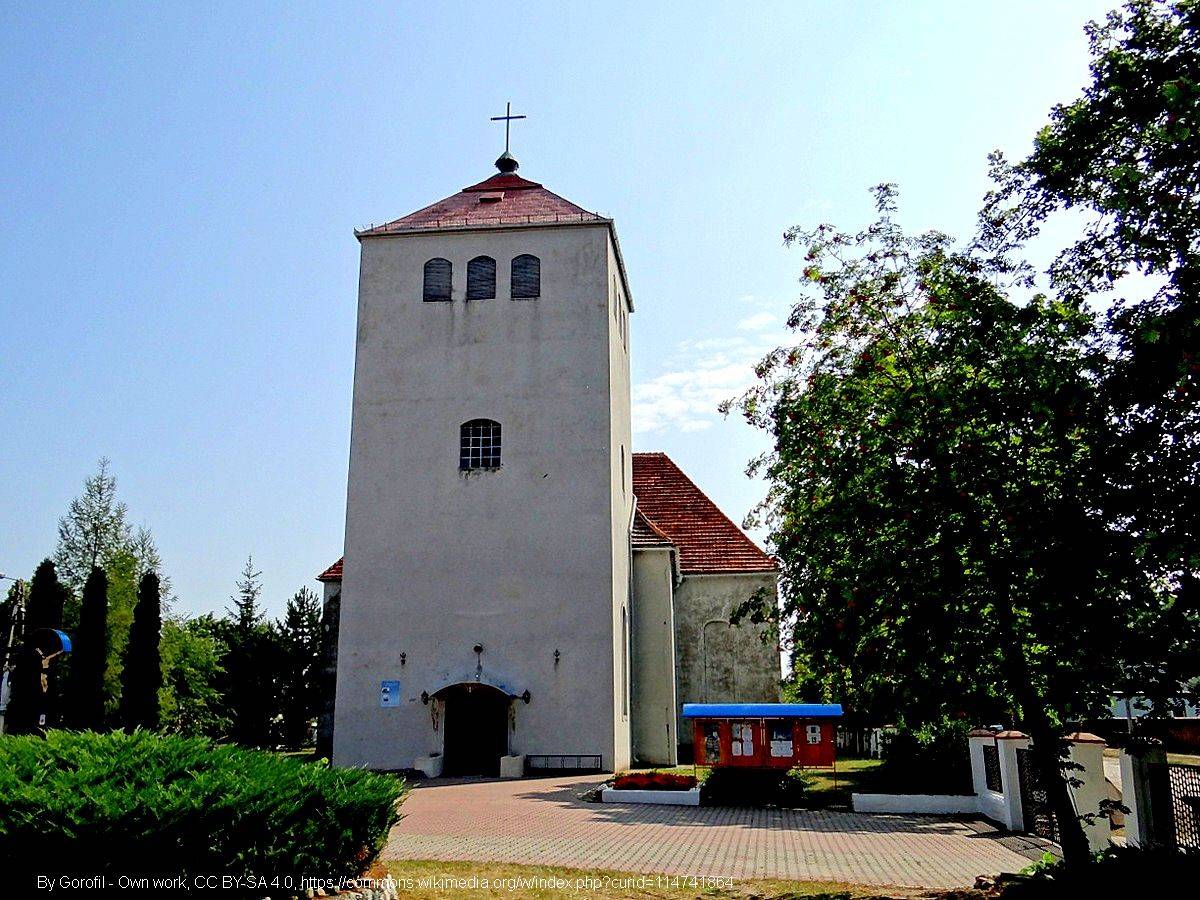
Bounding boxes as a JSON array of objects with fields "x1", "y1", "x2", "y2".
[{"x1": 683, "y1": 703, "x2": 843, "y2": 769}]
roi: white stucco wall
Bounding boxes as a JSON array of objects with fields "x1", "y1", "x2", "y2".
[
  {"x1": 673, "y1": 572, "x2": 780, "y2": 750},
  {"x1": 333, "y1": 221, "x2": 632, "y2": 771},
  {"x1": 630, "y1": 547, "x2": 677, "y2": 766},
  {"x1": 607, "y1": 238, "x2": 634, "y2": 771}
]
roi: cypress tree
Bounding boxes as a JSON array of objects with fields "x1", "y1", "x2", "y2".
[
  {"x1": 23, "y1": 559, "x2": 69, "y2": 727},
  {"x1": 119, "y1": 572, "x2": 162, "y2": 731},
  {"x1": 69, "y1": 566, "x2": 109, "y2": 730},
  {"x1": 25, "y1": 559, "x2": 66, "y2": 634}
]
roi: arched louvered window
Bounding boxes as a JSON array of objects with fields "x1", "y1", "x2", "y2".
[
  {"x1": 423, "y1": 258, "x2": 452, "y2": 302},
  {"x1": 459, "y1": 419, "x2": 501, "y2": 470},
  {"x1": 466, "y1": 256, "x2": 496, "y2": 301},
  {"x1": 510, "y1": 254, "x2": 540, "y2": 300}
]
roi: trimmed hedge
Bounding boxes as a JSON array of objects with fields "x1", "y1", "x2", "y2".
[
  {"x1": 0, "y1": 730, "x2": 405, "y2": 895},
  {"x1": 701, "y1": 767, "x2": 811, "y2": 807}
]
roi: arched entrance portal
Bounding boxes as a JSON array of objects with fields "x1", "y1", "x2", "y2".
[{"x1": 438, "y1": 683, "x2": 510, "y2": 776}]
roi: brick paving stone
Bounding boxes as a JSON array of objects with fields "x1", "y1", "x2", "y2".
[{"x1": 384, "y1": 775, "x2": 1045, "y2": 890}]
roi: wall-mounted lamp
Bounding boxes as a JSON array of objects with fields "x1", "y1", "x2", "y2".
[
  {"x1": 400, "y1": 652, "x2": 407, "y2": 666},
  {"x1": 521, "y1": 689, "x2": 531, "y2": 704},
  {"x1": 553, "y1": 648, "x2": 561, "y2": 666},
  {"x1": 420, "y1": 691, "x2": 430, "y2": 705},
  {"x1": 473, "y1": 643, "x2": 484, "y2": 655}
]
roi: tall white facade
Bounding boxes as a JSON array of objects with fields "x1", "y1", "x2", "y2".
[{"x1": 332, "y1": 163, "x2": 635, "y2": 772}]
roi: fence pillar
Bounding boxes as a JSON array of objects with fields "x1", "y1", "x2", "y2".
[
  {"x1": 968, "y1": 729, "x2": 994, "y2": 796},
  {"x1": 1120, "y1": 744, "x2": 1167, "y2": 848},
  {"x1": 995, "y1": 730, "x2": 1030, "y2": 831},
  {"x1": 1064, "y1": 732, "x2": 1111, "y2": 851}
]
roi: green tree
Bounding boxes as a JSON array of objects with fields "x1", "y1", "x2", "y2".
[
  {"x1": 159, "y1": 614, "x2": 230, "y2": 737},
  {"x1": 67, "y1": 567, "x2": 109, "y2": 730},
  {"x1": 54, "y1": 460, "x2": 172, "y2": 625},
  {"x1": 119, "y1": 572, "x2": 162, "y2": 731},
  {"x1": 223, "y1": 557, "x2": 279, "y2": 746},
  {"x1": 101, "y1": 549, "x2": 140, "y2": 718},
  {"x1": 21, "y1": 560, "x2": 68, "y2": 728},
  {"x1": 729, "y1": 187, "x2": 1134, "y2": 863},
  {"x1": 985, "y1": 0, "x2": 1200, "y2": 710},
  {"x1": 24, "y1": 559, "x2": 66, "y2": 635},
  {"x1": 277, "y1": 586, "x2": 322, "y2": 748},
  {"x1": 54, "y1": 458, "x2": 130, "y2": 598}
]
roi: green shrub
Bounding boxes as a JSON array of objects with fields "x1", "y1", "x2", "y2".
[
  {"x1": 999, "y1": 845, "x2": 1196, "y2": 896},
  {"x1": 701, "y1": 766, "x2": 812, "y2": 807},
  {"x1": 868, "y1": 718, "x2": 973, "y2": 795},
  {"x1": 0, "y1": 730, "x2": 405, "y2": 896}
]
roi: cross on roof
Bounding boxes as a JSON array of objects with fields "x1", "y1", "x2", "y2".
[{"x1": 490, "y1": 101, "x2": 526, "y2": 154}]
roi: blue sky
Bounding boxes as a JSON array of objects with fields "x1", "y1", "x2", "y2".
[{"x1": 1, "y1": 1, "x2": 1113, "y2": 617}]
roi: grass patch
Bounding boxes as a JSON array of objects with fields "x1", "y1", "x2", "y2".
[{"x1": 384, "y1": 859, "x2": 931, "y2": 899}]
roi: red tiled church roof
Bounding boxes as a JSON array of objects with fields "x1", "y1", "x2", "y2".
[
  {"x1": 317, "y1": 557, "x2": 343, "y2": 582},
  {"x1": 632, "y1": 452, "x2": 777, "y2": 575},
  {"x1": 317, "y1": 453, "x2": 775, "y2": 582},
  {"x1": 356, "y1": 172, "x2": 606, "y2": 237}
]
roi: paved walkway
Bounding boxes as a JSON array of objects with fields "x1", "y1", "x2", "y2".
[{"x1": 385, "y1": 775, "x2": 1048, "y2": 890}]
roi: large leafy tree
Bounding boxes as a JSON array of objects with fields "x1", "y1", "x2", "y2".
[
  {"x1": 158, "y1": 614, "x2": 230, "y2": 737},
  {"x1": 986, "y1": 0, "x2": 1200, "y2": 709},
  {"x1": 119, "y1": 572, "x2": 162, "y2": 731},
  {"x1": 730, "y1": 187, "x2": 1135, "y2": 863}
]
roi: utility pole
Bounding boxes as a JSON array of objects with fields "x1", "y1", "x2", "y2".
[{"x1": 0, "y1": 573, "x2": 27, "y2": 734}]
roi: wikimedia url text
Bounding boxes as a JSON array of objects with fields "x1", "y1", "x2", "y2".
[
  {"x1": 33, "y1": 872, "x2": 739, "y2": 893},
  {"x1": 33, "y1": 874, "x2": 395, "y2": 893}
]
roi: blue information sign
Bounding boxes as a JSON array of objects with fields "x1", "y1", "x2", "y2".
[{"x1": 379, "y1": 680, "x2": 401, "y2": 708}]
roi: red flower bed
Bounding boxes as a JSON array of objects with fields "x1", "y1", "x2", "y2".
[{"x1": 612, "y1": 772, "x2": 698, "y2": 791}]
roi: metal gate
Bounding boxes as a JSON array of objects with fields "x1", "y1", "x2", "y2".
[
  {"x1": 1017, "y1": 748, "x2": 1060, "y2": 843},
  {"x1": 1161, "y1": 763, "x2": 1200, "y2": 849}
]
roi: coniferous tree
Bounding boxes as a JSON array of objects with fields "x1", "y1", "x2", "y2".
[
  {"x1": 278, "y1": 586, "x2": 322, "y2": 748},
  {"x1": 22, "y1": 559, "x2": 68, "y2": 728},
  {"x1": 24, "y1": 559, "x2": 66, "y2": 634},
  {"x1": 119, "y1": 572, "x2": 162, "y2": 731},
  {"x1": 68, "y1": 567, "x2": 109, "y2": 730},
  {"x1": 227, "y1": 556, "x2": 264, "y2": 631},
  {"x1": 223, "y1": 557, "x2": 277, "y2": 746},
  {"x1": 54, "y1": 459, "x2": 130, "y2": 598}
]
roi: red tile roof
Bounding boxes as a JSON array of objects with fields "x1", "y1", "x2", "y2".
[
  {"x1": 632, "y1": 452, "x2": 777, "y2": 575},
  {"x1": 317, "y1": 558, "x2": 343, "y2": 582},
  {"x1": 356, "y1": 172, "x2": 606, "y2": 236},
  {"x1": 632, "y1": 509, "x2": 675, "y2": 550},
  {"x1": 318, "y1": 453, "x2": 776, "y2": 582}
]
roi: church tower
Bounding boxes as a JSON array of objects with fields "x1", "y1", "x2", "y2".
[{"x1": 332, "y1": 141, "x2": 636, "y2": 773}]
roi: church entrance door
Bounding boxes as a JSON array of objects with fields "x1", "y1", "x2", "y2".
[{"x1": 440, "y1": 683, "x2": 510, "y2": 776}]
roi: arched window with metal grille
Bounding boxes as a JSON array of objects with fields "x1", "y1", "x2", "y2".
[
  {"x1": 459, "y1": 419, "x2": 501, "y2": 471},
  {"x1": 510, "y1": 254, "x2": 540, "y2": 300},
  {"x1": 466, "y1": 256, "x2": 496, "y2": 301},
  {"x1": 423, "y1": 258, "x2": 452, "y2": 302}
]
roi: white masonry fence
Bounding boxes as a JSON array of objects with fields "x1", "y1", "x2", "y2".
[{"x1": 852, "y1": 729, "x2": 1115, "y2": 852}]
